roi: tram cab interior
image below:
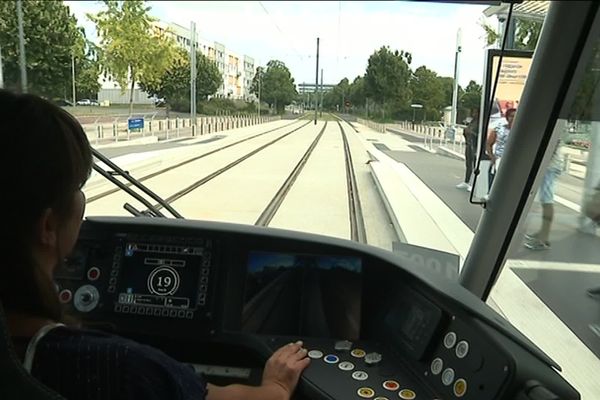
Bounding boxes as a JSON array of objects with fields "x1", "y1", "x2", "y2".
[{"x1": 2, "y1": 1, "x2": 600, "y2": 399}]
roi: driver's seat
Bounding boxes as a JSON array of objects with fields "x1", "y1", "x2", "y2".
[{"x1": 0, "y1": 301, "x2": 64, "y2": 399}]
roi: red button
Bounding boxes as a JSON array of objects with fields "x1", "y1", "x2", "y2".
[
  {"x1": 59, "y1": 289, "x2": 72, "y2": 303},
  {"x1": 87, "y1": 267, "x2": 100, "y2": 281},
  {"x1": 383, "y1": 380, "x2": 399, "y2": 391}
]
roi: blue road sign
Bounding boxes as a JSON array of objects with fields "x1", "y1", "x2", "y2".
[{"x1": 128, "y1": 117, "x2": 144, "y2": 130}]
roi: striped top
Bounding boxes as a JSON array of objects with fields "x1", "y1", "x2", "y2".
[{"x1": 17, "y1": 326, "x2": 207, "y2": 400}]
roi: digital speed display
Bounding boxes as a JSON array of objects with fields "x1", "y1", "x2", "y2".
[{"x1": 115, "y1": 240, "x2": 211, "y2": 314}]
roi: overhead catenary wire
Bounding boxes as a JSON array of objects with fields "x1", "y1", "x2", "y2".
[{"x1": 258, "y1": 1, "x2": 304, "y2": 60}]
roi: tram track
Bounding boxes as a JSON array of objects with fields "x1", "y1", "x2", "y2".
[
  {"x1": 87, "y1": 119, "x2": 306, "y2": 204},
  {"x1": 254, "y1": 122, "x2": 328, "y2": 227},
  {"x1": 337, "y1": 120, "x2": 367, "y2": 244},
  {"x1": 254, "y1": 114, "x2": 367, "y2": 243},
  {"x1": 146, "y1": 121, "x2": 314, "y2": 212}
]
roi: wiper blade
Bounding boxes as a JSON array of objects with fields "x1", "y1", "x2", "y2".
[{"x1": 91, "y1": 148, "x2": 184, "y2": 219}]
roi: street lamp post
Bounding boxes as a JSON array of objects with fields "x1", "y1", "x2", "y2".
[
  {"x1": 16, "y1": 0, "x2": 27, "y2": 93},
  {"x1": 71, "y1": 53, "x2": 76, "y2": 104},
  {"x1": 0, "y1": 44, "x2": 4, "y2": 89}
]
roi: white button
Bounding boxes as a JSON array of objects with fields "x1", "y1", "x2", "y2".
[
  {"x1": 352, "y1": 370, "x2": 369, "y2": 381},
  {"x1": 430, "y1": 357, "x2": 443, "y2": 375},
  {"x1": 365, "y1": 352, "x2": 382, "y2": 365},
  {"x1": 308, "y1": 350, "x2": 323, "y2": 359},
  {"x1": 338, "y1": 361, "x2": 355, "y2": 371},
  {"x1": 455, "y1": 340, "x2": 469, "y2": 359},
  {"x1": 443, "y1": 332, "x2": 457, "y2": 349},
  {"x1": 442, "y1": 368, "x2": 455, "y2": 386},
  {"x1": 334, "y1": 340, "x2": 353, "y2": 351}
]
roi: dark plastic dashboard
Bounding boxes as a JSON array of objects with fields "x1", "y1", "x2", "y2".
[{"x1": 54, "y1": 217, "x2": 579, "y2": 400}]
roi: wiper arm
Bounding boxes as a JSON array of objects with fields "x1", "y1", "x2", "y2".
[
  {"x1": 123, "y1": 202, "x2": 159, "y2": 218},
  {"x1": 91, "y1": 148, "x2": 184, "y2": 219},
  {"x1": 91, "y1": 163, "x2": 167, "y2": 218}
]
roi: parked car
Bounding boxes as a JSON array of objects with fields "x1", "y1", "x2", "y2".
[
  {"x1": 154, "y1": 98, "x2": 166, "y2": 107},
  {"x1": 76, "y1": 99, "x2": 91, "y2": 106}
]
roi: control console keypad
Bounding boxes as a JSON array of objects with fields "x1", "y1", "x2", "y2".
[
  {"x1": 304, "y1": 340, "x2": 421, "y2": 400},
  {"x1": 429, "y1": 329, "x2": 473, "y2": 398}
]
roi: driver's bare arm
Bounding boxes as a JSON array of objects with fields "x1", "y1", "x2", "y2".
[{"x1": 206, "y1": 341, "x2": 310, "y2": 400}]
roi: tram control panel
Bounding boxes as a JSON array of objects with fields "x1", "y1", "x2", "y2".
[{"x1": 54, "y1": 217, "x2": 580, "y2": 400}]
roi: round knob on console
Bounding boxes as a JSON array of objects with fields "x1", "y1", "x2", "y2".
[{"x1": 74, "y1": 285, "x2": 100, "y2": 312}]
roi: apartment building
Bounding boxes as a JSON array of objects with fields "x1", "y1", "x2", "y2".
[
  {"x1": 155, "y1": 21, "x2": 254, "y2": 100},
  {"x1": 98, "y1": 20, "x2": 256, "y2": 103}
]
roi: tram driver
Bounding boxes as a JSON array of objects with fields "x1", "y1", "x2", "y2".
[{"x1": 0, "y1": 90, "x2": 310, "y2": 400}]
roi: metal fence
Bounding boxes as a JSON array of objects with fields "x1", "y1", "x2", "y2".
[{"x1": 81, "y1": 114, "x2": 281, "y2": 145}]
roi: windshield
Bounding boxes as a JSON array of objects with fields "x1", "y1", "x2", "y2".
[{"x1": 2, "y1": 0, "x2": 598, "y2": 398}]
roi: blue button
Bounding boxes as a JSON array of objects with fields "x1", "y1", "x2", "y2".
[{"x1": 324, "y1": 355, "x2": 339, "y2": 364}]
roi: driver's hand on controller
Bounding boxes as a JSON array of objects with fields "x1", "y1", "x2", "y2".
[
  {"x1": 262, "y1": 341, "x2": 311, "y2": 399},
  {"x1": 206, "y1": 341, "x2": 310, "y2": 400}
]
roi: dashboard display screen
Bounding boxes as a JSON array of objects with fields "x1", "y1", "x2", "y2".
[
  {"x1": 383, "y1": 288, "x2": 443, "y2": 360},
  {"x1": 242, "y1": 251, "x2": 362, "y2": 339},
  {"x1": 116, "y1": 241, "x2": 209, "y2": 310}
]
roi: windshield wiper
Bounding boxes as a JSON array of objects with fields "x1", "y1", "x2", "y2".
[{"x1": 91, "y1": 148, "x2": 184, "y2": 219}]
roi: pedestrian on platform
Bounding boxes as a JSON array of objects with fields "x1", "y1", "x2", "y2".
[
  {"x1": 486, "y1": 107, "x2": 517, "y2": 192},
  {"x1": 456, "y1": 108, "x2": 479, "y2": 191},
  {"x1": 524, "y1": 141, "x2": 565, "y2": 250}
]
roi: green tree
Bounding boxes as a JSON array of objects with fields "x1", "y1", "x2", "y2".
[
  {"x1": 364, "y1": 46, "x2": 412, "y2": 118},
  {"x1": 348, "y1": 75, "x2": 367, "y2": 111},
  {"x1": 196, "y1": 52, "x2": 222, "y2": 100},
  {"x1": 75, "y1": 55, "x2": 102, "y2": 100},
  {"x1": 139, "y1": 47, "x2": 222, "y2": 112},
  {"x1": 480, "y1": 18, "x2": 542, "y2": 50},
  {"x1": 409, "y1": 66, "x2": 445, "y2": 121},
  {"x1": 0, "y1": 0, "x2": 86, "y2": 98},
  {"x1": 460, "y1": 80, "x2": 482, "y2": 111},
  {"x1": 88, "y1": 0, "x2": 177, "y2": 114},
  {"x1": 323, "y1": 78, "x2": 349, "y2": 110},
  {"x1": 250, "y1": 66, "x2": 264, "y2": 98},
  {"x1": 259, "y1": 60, "x2": 297, "y2": 114}
]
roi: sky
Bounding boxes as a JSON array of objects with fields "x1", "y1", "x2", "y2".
[{"x1": 65, "y1": 1, "x2": 495, "y2": 87}]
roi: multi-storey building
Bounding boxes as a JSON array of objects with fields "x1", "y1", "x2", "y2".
[{"x1": 97, "y1": 20, "x2": 256, "y2": 103}]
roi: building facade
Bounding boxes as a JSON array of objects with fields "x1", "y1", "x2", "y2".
[{"x1": 97, "y1": 20, "x2": 257, "y2": 104}]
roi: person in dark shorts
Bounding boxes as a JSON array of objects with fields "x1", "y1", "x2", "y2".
[{"x1": 0, "y1": 90, "x2": 309, "y2": 400}]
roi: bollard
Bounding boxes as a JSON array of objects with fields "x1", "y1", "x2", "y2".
[
  {"x1": 564, "y1": 154, "x2": 571, "y2": 174},
  {"x1": 192, "y1": 124, "x2": 196, "y2": 137}
]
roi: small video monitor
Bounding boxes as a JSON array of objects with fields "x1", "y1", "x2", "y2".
[{"x1": 242, "y1": 251, "x2": 363, "y2": 340}]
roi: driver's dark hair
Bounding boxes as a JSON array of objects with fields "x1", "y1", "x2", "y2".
[{"x1": 0, "y1": 90, "x2": 92, "y2": 321}]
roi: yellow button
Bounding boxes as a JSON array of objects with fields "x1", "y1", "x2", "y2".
[
  {"x1": 357, "y1": 387, "x2": 375, "y2": 399},
  {"x1": 454, "y1": 378, "x2": 468, "y2": 397},
  {"x1": 351, "y1": 348, "x2": 366, "y2": 358},
  {"x1": 374, "y1": 397, "x2": 389, "y2": 400},
  {"x1": 398, "y1": 389, "x2": 416, "y2": 400}
]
